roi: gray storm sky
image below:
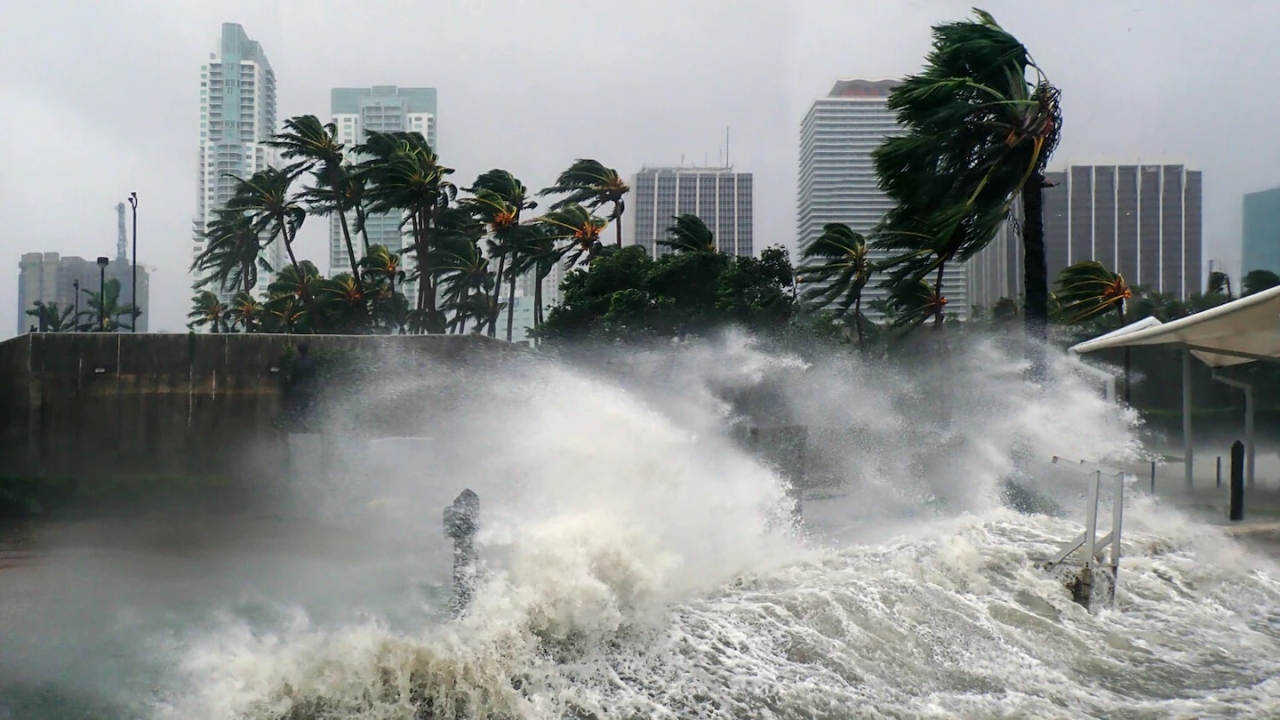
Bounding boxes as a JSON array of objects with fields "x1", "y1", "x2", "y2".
[{"x1": 2, "y1": 0, "x2": 1277, "y2": 334}]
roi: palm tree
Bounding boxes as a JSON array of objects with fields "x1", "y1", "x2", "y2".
[
  {"x1": 269, "y1": 115, "x2": 371, "y2": 318},
  {"x1": 193, "y1": 208, "x2": 270, "y2": 295},
  {"x1": 799, "y1": 222, "x2": 873, "y2": 346},
  {"x1": 187, "y1": 291, "x2": 231, "y2": 333},
  {"x1": 659, "y1": 214, "x2": 716, "y2": 254},
  {"x1": 226, "y1": 168, "x2": 306, "y2": 279},
  {"x1": 26, "y1": 301, "x2": 76, "y2": 332},
  {"x1": 229, "y1": 292, "x2": 264, "y2": 333},
  {"x1": 434, "y1": 231, "x2": 495, "y2": 335},
  {"x1": 1056, "y1": 260, "x2": 1132, "y2": 402},
  {"x1": 873, "y1": 9, "x2": 1061, "y2": 339},
  {"x1": 1207, "y1": 269, "x2": 1233, "y2": 297},
  {"x1": 356, "y1": 131, "x2": 456, "y2": 332},
  {"x1": 510, "y1": 223, "x2": 566, "y2": 330},
  {"x1": 540, "y1": 159, "x2": 629, "y2": 247},
  {"x1": 538, "y1": 205, "x2": 608, "y2": 267},
  {"x1": 265, "y1": 261, "x2": 325, "y2": 333},
  {"x1": 466, "y1": 170, "x2": 538, "y2": 340},
  {"x1": 359, "y1": 244, "x2": 407, "y2": 332},
  {"x1": 1055, "y1": 261, "x2": 1131, "y2": 325},
  {"x1": 79, "y1": 278, "x2": 139, "y2": 332},
  {"x1": 316, "y1": 274, "x2": 366, "y2": 333}
]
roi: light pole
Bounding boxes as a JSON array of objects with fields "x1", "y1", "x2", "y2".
[
  {"x1": 73, "y1": 279, "x2": 80, "y2": 328},
  {"x1": 97, "y1": 256, "x2": 109, "y2": 331},
  {"x1": 128, "y1": 192, "x2": 138, "y2": 332}
]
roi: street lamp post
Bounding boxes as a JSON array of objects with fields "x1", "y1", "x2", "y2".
[
  {"x1": 128, "y1": 192, "x2": 138, "y2": 332},
  {"x1": 73, "y1": 279, "x2": 80, "y2": 328},
  {"x1": 96, "y1": 256, "x2": 109, "y2": 331}
]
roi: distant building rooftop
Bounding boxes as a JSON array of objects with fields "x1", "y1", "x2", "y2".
[{"x1": 829, "y1": 79, "x2": 900, "y2": 98}]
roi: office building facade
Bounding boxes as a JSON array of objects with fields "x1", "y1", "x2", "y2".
[
  {"x1": 797, "y1": 79, "x2": 968, "y2": 320},
  {"x1": 628, "y1": 166, "x2": 753, "y2": 257},
  {"x1": 1243, "y1": 185, "x2": 1280, "y2": 278},
  {"x1": 330, "y1": 86, "x2": 437, "y2": 275},
  {"x1": 17, "y1": 253, "x2": 149, "y2": 334},
  {"x1": 1043, "y1": 164, "x2": 1203, "y2": 298},
  {"x1": 192, "y1": 23, "x2": 280, "y2": 300}
]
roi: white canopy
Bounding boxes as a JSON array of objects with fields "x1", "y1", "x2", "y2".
[{"x1": 1070, "y1": 284, "x2": 1280, "y2": 367}]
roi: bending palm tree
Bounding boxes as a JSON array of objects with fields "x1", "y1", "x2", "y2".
[
  {"x1": 265, "y1": 261, "x2": 325, "y2": 333},
  {"x1": 799, "y1": 222, "x2": 873, "y2": 347},
  {"x1": 1056, "y1": 260, "x2": 1132, "y2": 401},
  {"x1": 540, "y1": 159, "x2": 629, "y2": 247},
  {"x1": 226, "y1": 168, "x2": 306, "y2": 279},
  {"x1": 229, "y1": 292, "x2": 264, "y2": 333},
  {"x1": 659, "y1": 214, "x2": 716, "y2": 254},
  {"x1": 510, "y1": 223, "x2": 566, "y2": 329},
  {"x1": 466, "y1": 170, "x2": 538, "y2": 340},
  {"x1": 193, "y1": 208, "x2": 270, "y2": 295},
  {"x1": 269, "y1": 115, "x2": 370, "y2": 318},
  {"x1": 873, "y1": 9, "x2": 1061, "y2": 338},
  {"x1": 356, "y1": 131, "x2": 456, "y2": 333},
  {"x1": 187, "y1": 291, "x2": 232, "y2": 333},
  {"x1": 79, "y1": 278, "x2": 139, "y2": 332},
  {"x1": 359, "y1": 244, "x2": 407, "y2": 332},
  {"x1": 538, "y1": 205, "x2": 607, "y2": 267}
]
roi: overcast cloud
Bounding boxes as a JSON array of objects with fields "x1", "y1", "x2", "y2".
[{"x1": 2, "y1": 0, "x2": 1277, "y2": 334}]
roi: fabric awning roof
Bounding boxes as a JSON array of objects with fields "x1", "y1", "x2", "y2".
[{"x1": 1070, "y1": 285, "x2": 1280, "y2": 368}]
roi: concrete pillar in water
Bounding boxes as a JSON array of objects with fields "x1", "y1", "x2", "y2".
[
  {"x1": 443, "y1": 489, "x2": 479, "y2": 616},
  {"x1": 1230, "y1": 441, "x2": 1245, "y2": 522}
]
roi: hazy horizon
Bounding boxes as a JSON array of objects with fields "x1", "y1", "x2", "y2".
[{"x1": 3, "y1": 0, "x2": 1277, "y2": 334}]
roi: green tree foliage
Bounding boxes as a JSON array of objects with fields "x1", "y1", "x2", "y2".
[
  {"x1": 873, "y1": 8, "x2": 1061, "y2": 336},
  {"x1": 80, "y1": 278, "x2": 140, "y2": 332},
  {"x1": 659, "y1": 214, "x2": 717, "y2": 254},
  {"x1": 1243, "y1": 269, "x2": 1280, "y2": 296},
  {"x1": 540, "y1": 159, "x2": 630, "y2": 248},
  {"x1": 798, "y1": 223, "x2": 873, "y2": 346},
  {"x1": 537, "y1": 245, "x2": 797, "y2": 343},
  {"x1": 26, "y1": 301, "x2": 76, "y2": 332}
]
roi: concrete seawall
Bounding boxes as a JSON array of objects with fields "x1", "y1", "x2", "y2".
[{"x1": 0, "y1": 333, "x2": 515, "y2": 488}]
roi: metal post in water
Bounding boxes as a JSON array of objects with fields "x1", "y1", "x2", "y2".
[
  {"x1": 443, "y1": 489, "x2": 480, "y2": 616},
  {"x1": 1217, "y1": 456, "x2": 1222, "y2": 489},
  {"x1": 1230, "y1": 441, "x2": 1245, "y2": 522},
  {"x1": 1109, "y1": 471, "x2": 1125, "y2": 608},
  {"x1": 1150, "y1": 461, "x2": 1156, "y2": 494},
  {"x1": 1183, "y1": 347, "x2": 1194, "y2": 492}
]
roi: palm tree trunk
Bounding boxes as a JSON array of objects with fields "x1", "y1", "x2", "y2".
[
  {"x1": 356, "y1": 206, "x2": 372, "y2": 255},
  {"x1": 506, "y1": 270, "x2": 517, "y2": 342},
  {"x1": 614, "y1": 203, "x2": 623, "y2": 248},
  {"x1": 1021, "y1": 175, "x2": 1049, "y2": 340},
  {"x1": 336, "y1": 208, "x2": 371, "y2": 320},
  {"x1": 418, "y1": 209, "x2": 442, "y2": 333},
  {"x1": 490, "y1": 256, "x2": 506, "y2": 338},
  {"x1": 854, "y1": 295, "x2": 865, "y2": 350},
  {"x1": 933, "y1": 263, "x2": 947, "y2": 327},
  {"x1": 534, "y1": 274, "x2": 544, "y2": 328},
  {"x1": 1118, "y1": 303, "x2": 1131, "y2": 404},
  {"x1": 242, "y1": 261, "x2": 252, "y2": 296}
]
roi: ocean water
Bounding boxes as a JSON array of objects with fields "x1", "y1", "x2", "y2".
[{"x1": 3, "y1": 335, "x2": 1279, "y2": 719}]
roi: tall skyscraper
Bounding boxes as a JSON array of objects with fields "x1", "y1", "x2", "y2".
[
  {"x1": 1043, "y1": 164, "x2": 1203, "y2": 298},
  {"x1": 1243, "y1": 185, "x2": 1280, "y2": 278},
  {"x1": 330, "y1": 86, "x2": 437, "y2": 275},
  {"x1": 628, "y1": 166, "x2": 753, "y2": 257},
  {"x1": 192, "y1": 23, "x2": 279, "y2": 300},
  {"x1": 967, "y1": 217, "x2": 1024, "y2": 312},
  {"x1": 17, "y1": 253, "x2": 149, "y2": 333},
  {"x1": 797, "y1": 79, "x2": 968, "y2": 320}
]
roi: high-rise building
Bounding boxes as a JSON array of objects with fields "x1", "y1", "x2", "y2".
[
  {"x1": 628, "y1": 166, "x2": 753, "y2": 257},
  {"x1": 1043, "y1": 164, "x2": 1203, "y2": 298},
  {"x1": 967, "y1": 217, "x2": 1024, "y2": 312},
  {"x1": 17, "y1": 253, "x2": 149, "y2": 333},
  {"x1": 192, "y1": 23, "x2": 279, "y2": 301},
  {"x1": 1243, "y1": 185, "x2": 1280, "y2": 278},
  {"x1": 330, "y1": 86, "x2": 437, "y2": 275},
  {"x1": 797, "y1": 79, "x2": 968, "y2": 320}
]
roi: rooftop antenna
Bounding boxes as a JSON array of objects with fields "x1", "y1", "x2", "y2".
[{"x1": 726, "y1": 126, "x2": 730, "y2": 168}]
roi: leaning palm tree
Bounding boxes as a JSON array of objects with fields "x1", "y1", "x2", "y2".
[
  {"x1": 434, "y1": 231, "x2": 495, "y2": 335},
  {"x1": 193, "y1": 208, "x2": 271, "y2": 296},
  {"x1": 466, "y1": 170, "x2": 538, "y2": 340},
  {"x1": 359, "y1": 244, "x2": 407, "y2": 332},
  {"x1": 537, "y1": 205, "x2": 608, "y2": 267},
  {"x1": 540, "y1": 159, "x2": 629, "y2": 247},
  {"x1": 873, "y1": 8, "x2": 1061, "y2": 339},
  {"x1": 510, "y1": 223, "x2": 567, "y2": 329},
  {"x1": 225, "y1": 167, "x2": 306, "y2": 278},
  {"x1": 229, "y1": 292, "x2": 264, "y2": 333},
  {"x1": 659, "y1": 214, "x2": 717, "y2": 254},
  {"x1": 26, "y1": 301, "x2": 76, "y2": 332},
  {"x1": 187, "y1": 291, "x2": 231, "y2": 333},
  {"x1": 800, "y1": 223, "x2": 874, "y2": 347},
  {"x1": 356, "y1": 131, "x2": 456, "y2": 332},
  {"x1": 1207, "y1": 269, "x2": 1232, "y2": 298},
  {"x1": 268, "y1": 115, "x2": 371, "y2": 318},
  {"x1": 265, "y1": 260, "x2": 325, "y2": 333},
  {"x1": 1055, "y1": 261, "x2": 1131, "y2": 326}
]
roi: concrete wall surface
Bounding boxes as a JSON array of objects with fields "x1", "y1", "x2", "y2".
[{"x1": 0, "y1": 333, "x2": 515, "y2": 484}]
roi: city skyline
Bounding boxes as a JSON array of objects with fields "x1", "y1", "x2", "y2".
[{"x1": 4, "y1": 2, "x2": 1277, "y2": 334}]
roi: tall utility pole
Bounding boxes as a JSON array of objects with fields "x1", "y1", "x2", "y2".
[
  {"x1": 96, "y1": 257, "x2": 109, "y2": 331},
  {"x1": 128, "y1": 192, "x2": 138, "y2": 332}
]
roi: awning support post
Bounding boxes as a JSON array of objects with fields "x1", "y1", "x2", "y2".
[
  {"x1": 1212, "y1": 372, "x2": 1256, "y2": 489},
  {"x1": 1183, "y1": 347, "x2": 1193, "y2": 491}
]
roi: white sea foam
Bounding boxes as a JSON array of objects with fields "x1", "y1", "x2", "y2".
[{"x1": 152, "y1": 335, "x2": 1280, "y2": 719}]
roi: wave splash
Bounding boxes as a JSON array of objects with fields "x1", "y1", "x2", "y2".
[{"x1": 156, "y1": 336, "x2": 1280, "y2": 719}]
